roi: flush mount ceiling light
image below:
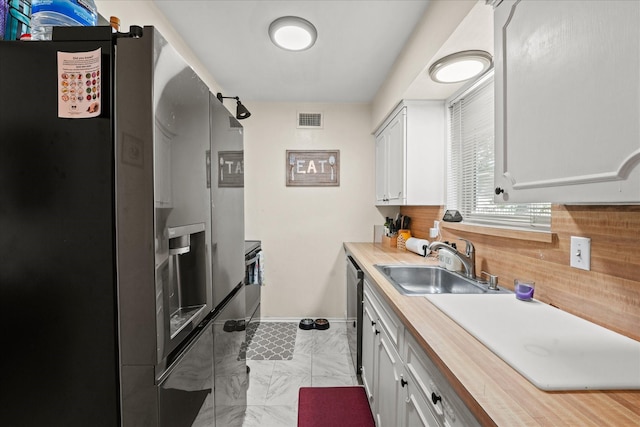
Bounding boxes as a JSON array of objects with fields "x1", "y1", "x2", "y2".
[
  {"x1": 428, "y1": 50, "x2": 492, "y2": 84},
  {"x1": 269, "y1": 16, "x2": 317, "y2": 51}
]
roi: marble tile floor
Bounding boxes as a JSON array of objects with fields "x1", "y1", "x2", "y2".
[{"x1": 241, "y1": 321, "x2": 359, "y2": 427}]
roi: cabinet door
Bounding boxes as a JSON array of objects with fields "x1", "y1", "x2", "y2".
[
  {"x1": 375, "y1": 132, "x2": 389, "y2": 203},
  {"x1": 374, "y1": 327, "x2": 403, "y2": 427},
  {"x1": 361, "y1": 297, "x2": 377, "y2": 404},
  {"x1": 386, "y1": 108, "x2": 406, "y2": 204},
  {"x1": 494, "y1": 0, "x2": 640, "y2": 203}
]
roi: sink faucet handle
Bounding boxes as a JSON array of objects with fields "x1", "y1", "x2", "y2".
[
  {"x1": 481, "y1": 271, "x2": 499, "y2": 290},
  {"x1": 458, "y1": 238, "x2": 475, "y2": 256}
]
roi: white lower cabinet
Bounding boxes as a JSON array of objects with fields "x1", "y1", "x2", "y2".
[
  {"x1": 362, "y1": 278, "x2": 479, "y2": 427},
  {"x1": 361, "y1": 293, "x2": 376, "y2": 403},
  {"x1": 362, "y1": 280, "x2": 404, "y2": 426},
  {"x1": 374, "y1": 326, "x2": 403, "y2": 426}
]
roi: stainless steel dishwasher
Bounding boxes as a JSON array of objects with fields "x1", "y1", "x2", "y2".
[
  {"x1": 244, "y1": 240, "x2": 262, "y2": 330},
  {"x1": 346, "y1": 255, "x2": 364, "y2": 375}
]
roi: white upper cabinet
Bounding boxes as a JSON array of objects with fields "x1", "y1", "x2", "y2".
[
  {"x1": 375, "y1": 114, "x2": 404, "y2": 204},
  {"x1": 375, "y1": 101, "x2": 445, "y2": 206},
  {"x1": 494, "y1": 0, "x2": 640, "y2": 203}
]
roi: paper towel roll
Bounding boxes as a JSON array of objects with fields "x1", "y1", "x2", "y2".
[{"x1": 405, "y1": 237, "x2": 429, "y2": 256}]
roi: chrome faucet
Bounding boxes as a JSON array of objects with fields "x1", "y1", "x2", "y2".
[{"x1": 428, "y1": 238, "x2": 477, "y2": 280}]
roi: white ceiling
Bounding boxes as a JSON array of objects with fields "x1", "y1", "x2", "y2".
[
  {"x1": 405, "y1": 2, "x2": 493, "y2": 100},
  {"x1": 152, "y1": 0, "x2": 492, "y2": 103}
]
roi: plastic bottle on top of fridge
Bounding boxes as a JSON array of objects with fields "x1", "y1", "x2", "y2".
[
  {"x1": 109, "y1": 16, "x2": 120, "y2": 32},
  {"x1": 0, "y1": 0, "x2": 8, "y2": 40},
  {"x1": 30, "y1": 0, "x2": 98, "y2": 41}
]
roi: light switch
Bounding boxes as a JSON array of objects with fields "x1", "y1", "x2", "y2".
[{"x1": 570, "y1": 236, "x2": 591, "y2": 271}]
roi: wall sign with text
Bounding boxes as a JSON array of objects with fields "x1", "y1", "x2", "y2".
[
  {"x1": 286, "y1": 150, "x2": 340, "y2": 187},
  {"x1": 218, "y1": 151, "x2": 244, "y2": 187}
]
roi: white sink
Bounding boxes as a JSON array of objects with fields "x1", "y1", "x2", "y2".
[{"x1": 426, "y1": 294, "x2": 640, "y2": 391}]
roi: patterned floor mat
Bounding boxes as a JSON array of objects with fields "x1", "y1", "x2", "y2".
[{"x1": 242, "y1": 322, "x2": 298, "y2": 361}]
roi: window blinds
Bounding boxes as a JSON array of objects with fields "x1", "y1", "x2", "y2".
[{"x1": 447, "y1": 72, "x2": 551, "y2": 229}]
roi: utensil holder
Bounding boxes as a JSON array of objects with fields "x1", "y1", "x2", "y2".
[{"x1": 381, "y1": 234, "x2": 398, "y2": 247}]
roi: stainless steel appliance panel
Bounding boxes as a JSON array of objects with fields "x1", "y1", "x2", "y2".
[
  {"x1": 347, "y1": 256, "x2": 364, "y2": 375},
  {"x1": 115, "y1": 28, "x2": 158, "y2": 373},
  {"x1": 152, "y1": 28, "x2": 213, "y2": 368},
  {"x1": 157, "y1": 224, "x2": 209, "y2": 362},
  {"x1": 115, "y1": 26, "x2": 213, "y2": 424},
  {"x1": 158, "y1": 318, "x2": 214, "y2": 427},
  {"x1": 116, "y1": 26, "x2": 212, "y2": 372},
  {"x1": 210, "y1": 95, "x2": 245, "y2": 308},
  {"x1": 213, "y1": 283, "x2": 248, "y2": 427},
  {"x1": 245, "y1": 240, "x2": 262, "y2": 326}
]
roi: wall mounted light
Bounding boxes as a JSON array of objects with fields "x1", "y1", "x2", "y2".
[
  {"x1": 269, "y1": 16, "x2": 317, "y2": 51},
  {"x1": 428, "y1": 50, "x2": 492, "y2": 84},
  {"x1": 216, "y1": 93, "x2": 251, "y2": 120}
]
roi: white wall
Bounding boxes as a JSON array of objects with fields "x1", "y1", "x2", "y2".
[
  {"x1": 95, "y1": 0, "x2": 222, "y2": 93},
  {"x1": 242, "y1": 102, "x2": 393, "y2": 319},
  {"x1": 371, "y1": 0, "x2": 476, "y2": 130}
]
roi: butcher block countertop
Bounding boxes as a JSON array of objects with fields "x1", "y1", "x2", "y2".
[{"x1": 344, "y1": 242, "x2": 640, "y2": 427}]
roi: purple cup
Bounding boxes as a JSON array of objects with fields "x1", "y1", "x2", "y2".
[{"x1": 515, "y1": 280, "x2": 535, "y2": 301}]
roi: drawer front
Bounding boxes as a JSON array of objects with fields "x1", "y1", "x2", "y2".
[
  {"x1": 404, "y1": 332, "x2": 445, "y2": 421},
  {"x1": 401, "y1": 368, "x2": 441, "y2": 427},
  {"x1": 404, "y1": 331, "x2": 480, "y2": 427}
]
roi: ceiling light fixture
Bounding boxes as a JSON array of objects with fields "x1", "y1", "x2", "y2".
[
  {"x1": 428, "y1": 50, "x2": 492, "y2": 84},
  {"x1": 269, "y1": 16, "x2": 317, "y2": 51},
  {"x1": 216, "y1": 93, "x2": 251, "y2": 120}
]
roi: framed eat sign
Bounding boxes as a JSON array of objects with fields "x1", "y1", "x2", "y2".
[{"x1": 286, "y1": 150, "x2": 340, "y2": 187}]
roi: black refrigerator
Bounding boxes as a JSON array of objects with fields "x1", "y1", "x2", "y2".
[{"x1": 0, "y1": 25, "x2": 231, "y2": 426}]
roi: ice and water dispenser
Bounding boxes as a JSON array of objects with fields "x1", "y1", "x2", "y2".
[
  {"x1": 157, "y1": 223, "x2": 209, "y2": 361},
  {"x1": 167, "y1": 223, "x2": 207, "y2": 334}
]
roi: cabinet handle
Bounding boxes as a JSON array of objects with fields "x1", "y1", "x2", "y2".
[
  {"x1": 431, "y1": 392, "x2": 442, "y2": 405},
  {"x1": 400, "y1": 378, "x2": 408, "y2": 388},
  {"x1": 205, "y1": 150, "x2": 211, "y2": 189},
  {"x1": 494, "y1": 187, "x2": 504, "y2": 195}
]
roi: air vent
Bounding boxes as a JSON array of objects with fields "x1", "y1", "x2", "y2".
[{"x1": 297, "y1": 112, "x2": 323, "y2": 129}]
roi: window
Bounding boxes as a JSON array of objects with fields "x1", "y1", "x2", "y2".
[{"x1": 446, "y1": 71, "x2": 551, "y2": 230}]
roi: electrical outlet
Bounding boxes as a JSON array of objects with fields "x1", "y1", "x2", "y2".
[
  {"x1": 570, "y1": 236, "x2": 591, "y2": 271},
  {"x1": 430, "y1": 220, "x2": 440, "y2": 239}
]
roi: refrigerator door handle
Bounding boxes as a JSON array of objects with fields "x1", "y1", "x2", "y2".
[{"x1": 206, "y1": 150, "x2": 211, "y2": 189}]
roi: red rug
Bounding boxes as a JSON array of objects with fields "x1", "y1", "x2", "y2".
[{"x1": 298, "y1": 386, "x2": 375, "y2": 427}]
